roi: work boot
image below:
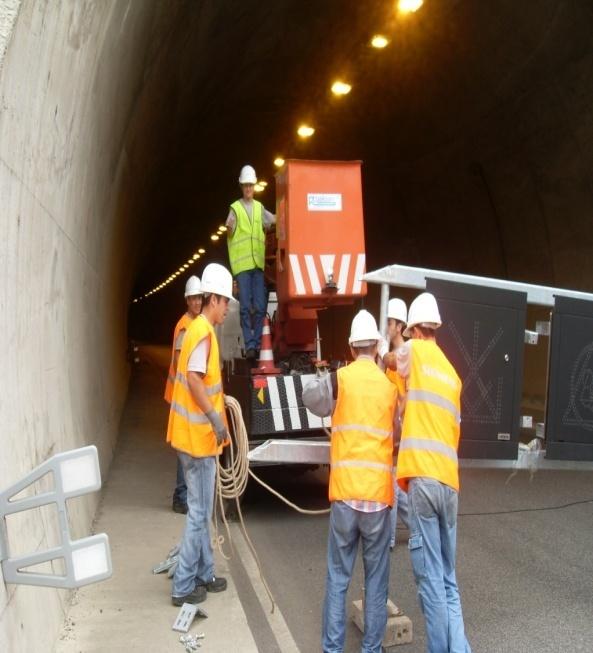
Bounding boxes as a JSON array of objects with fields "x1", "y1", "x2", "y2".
[
  {"x1": 171, "y1": 585, "x2": 207, "y2": 606},
  {"x1": 172, "y1": 501, "x2": 188, "y2": 514},
  {"x1": 245, "y1": 348, "x2": 256, "y2": 361},
  {"x1": 198, "y1": 576, "x2": 227, "y2": 593}
]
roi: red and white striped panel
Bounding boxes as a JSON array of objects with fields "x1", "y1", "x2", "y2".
[{"x1": 288, "y1": 253, "x2": 366, "y2": 296}]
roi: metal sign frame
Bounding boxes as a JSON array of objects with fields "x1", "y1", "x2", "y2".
[{"x1": 0, "y1": 445, "x2": 112, "y2": 589}]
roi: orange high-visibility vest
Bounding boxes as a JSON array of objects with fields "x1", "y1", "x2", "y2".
[
  {"x1": 164, "y1": 313, "x2": 194, "y2": 404},
  {"x1": 167, "y1": 315, "x2": 228, "y2": 457},
  {"x1": 385, "y1": 367, "x2": 405, "y2": 448},
  {"x1": 386, "y1": 367, "x2": 406, "y2": 398},
  {"x1": 330, "y1": 358, "x2": 397, "y2": 505},
  {"x1": 396, "y1": 339, "x2": 462, "y2": 492}
]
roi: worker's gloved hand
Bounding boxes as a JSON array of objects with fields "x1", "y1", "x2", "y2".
[{"x1": 206, "y1": 409, "x2": 229, "y2": 445}]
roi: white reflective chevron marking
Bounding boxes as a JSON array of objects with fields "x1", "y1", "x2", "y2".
[
  {"x1": 320, "y1": 254, "x2": 336, "y2": 283},
  {"x1": 352, "y1": 253, "x2": 366, "y2": 294},
  {"x1": 289, "y1": 254, "x2": 306, "y2": 295},
  {"x1": 301, "y1": 374, "x2": 332, "y2": 429},
  {"x1": 337, "y1": 254, "x2": 351, "y2": 295},
  {"x1": 267, "y1": 376, "x2": 285, "y2": 431},
  {"x1": 304, "y1": 255, "x2": 322, "y2": 294},
  {"x1": 283, "y1": 375, "x2": 302, "y2": 430}
]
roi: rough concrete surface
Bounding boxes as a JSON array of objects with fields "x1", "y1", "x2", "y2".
[
  {"x1": 54, "y1": 356, "x2": 258, "y2": 653},
  {"x1": 0, "y1": 1, "x2": 172, "y2": 650}
]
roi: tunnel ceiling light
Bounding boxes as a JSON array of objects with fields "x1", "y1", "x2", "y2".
[
  {"x1": 211, "y1": 234, "x2": 219, "y2": 241},
  {"x1": 183, "y1": 264, "x2": 189, "y2": 269},
  {"x1": 254, "y1": 183, "x2": 265, "y2": 192},
  {"x1": 198, "y1": 248, "x2": 205, "y2": 254},
  {"x1": 192, "y1": 253, "x2": 199, "y2": 260},
  {"x1": 274, "y1": 157, "x2": 285, "y2": 167},
  {"x1": 398, "y1": 0, "x2": 423, "y2": 13},
  {"x1": 297, "y1": 124, "x2": 315, "y2": 138},
  {"x1": 218, "y1": 225, "x2": 227, "y2": 231},
  {"x1": 187, "y1": 258, "x2": 194, "y2": 264},
  {"x1": 258, "y1": 181, "x2": 268, "y2": 188},
  {"x1": 331, "y1": 80, "x2": 352, "y2": 96},
  {"x1": 371, "y1": 34, "x2": 389, "y2": 48}
]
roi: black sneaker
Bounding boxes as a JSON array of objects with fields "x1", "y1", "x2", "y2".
[
  {"x1": 198, "y1": 576, "x2": 227, "y2": 593},
  {"x1": 171, "y1": 585, "x2": 207, "y2": 606},
  {"x1": 172, "y1": 501, "x2": 188, "y2": 514}
]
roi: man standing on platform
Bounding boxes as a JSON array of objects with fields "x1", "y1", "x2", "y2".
[{"x1": 225, "y1": 164, "x2": 275, "y2": 362}]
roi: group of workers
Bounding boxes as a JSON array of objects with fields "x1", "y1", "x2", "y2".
[
  {"x1": 161, "y1": 164, "x2": 471, "y2": 652},
  {"x1": 303, "y1": 296, "x2": 472, "y2": 653}
]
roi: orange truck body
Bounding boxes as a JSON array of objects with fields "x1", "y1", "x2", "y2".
[{"x1": 275, "y1": 160, "x2": 367, "y2": 307}]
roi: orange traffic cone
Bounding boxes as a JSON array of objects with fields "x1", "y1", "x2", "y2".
[{"x1": 252, "y1": 317, "x2": 280, "y2": 374}]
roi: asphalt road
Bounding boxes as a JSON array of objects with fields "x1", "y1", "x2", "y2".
[
  {"x1": 140, "y1": 345, "x2": 593, "y2": 652},
  {"x1": 231, "y1": 463, "x2": 593, "y2": 653}
]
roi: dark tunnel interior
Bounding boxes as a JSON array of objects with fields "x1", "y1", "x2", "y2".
[{"x1": 128, "y1": 0, "x2": 593, "y2": 345}]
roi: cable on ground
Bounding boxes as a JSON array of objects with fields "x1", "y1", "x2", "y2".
[{"x1": 212, "y1": 394, "x2": 330, "y2": 614}]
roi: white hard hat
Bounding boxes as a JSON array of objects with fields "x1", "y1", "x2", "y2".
[
  {"x1": 387, "y1": 298, "x2": 408, "y2": 324},
  {"x1": 404, "y1": 292, "x2": 441, "y2": 337},
  {"x1": 200, "y1": 263, "x2": 235, "y2": 300},
  {"x1": 184, "y1": 275, "x2": 202, "y2": 297},
  {"x1": 238, "y1": 165, "x2": 257, "y2": 185},
  {"x1": 349, "y1": 309, "x2": 381, "y2": 346}
]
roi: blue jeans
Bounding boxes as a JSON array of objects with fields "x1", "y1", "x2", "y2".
[
  {"x1": 389, "y1": 481, "x2": 409, "y2": 548},
  {"x1": 407, "y1": 478, "x2": 471, "y2": 653},
  {"x1": 172, "y1": 453, "x2": 216, "y2": 597},
  {"x1": 323, "y1": 501, "x2": 391, "y2": 653},
  {"x1": 173, "y1": 456, "x2": 187, "y2": 505},
  {"x1": 236, "y1": 268, "x2": 266, "y2": 351}
]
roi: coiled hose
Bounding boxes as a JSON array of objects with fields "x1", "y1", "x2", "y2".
[{"x1": 213, "y1": 394, "x2": 330, "y2": 612}]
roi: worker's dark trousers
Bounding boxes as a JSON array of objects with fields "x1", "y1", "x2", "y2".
[{"x1": 236, "y1": 268, "x2": 266, "y2": 351}]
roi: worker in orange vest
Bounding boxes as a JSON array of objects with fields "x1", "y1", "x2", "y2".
[
  {"x1": 167, "y1": 263, "x2": 234, "y2": 607},
  {"x1": 378, "y1": 298, "x2": 410, "y2": 549},
  {"x1": 389, "y1": 292, "x2": 472, "y2": 652},
  {"x1": 303, "y1": 310, "x2": 397, "y2": 653},
  {"x1": 165, "y1": 275, "x2": 203, "y2": 514}
]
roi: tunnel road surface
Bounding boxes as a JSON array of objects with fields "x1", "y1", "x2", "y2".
[{"x1": 141, "y1": 347, "x2": 593, "y2": 652}]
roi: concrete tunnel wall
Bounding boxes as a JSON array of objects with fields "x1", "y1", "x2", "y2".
[
  {"x1": 2, "y1": 1, "x2": 593, "y2": 650},
  {"x1": 0, "y1": 1, "x2": 181, "y2": 649}
]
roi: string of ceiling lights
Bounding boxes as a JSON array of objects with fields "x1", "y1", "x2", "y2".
[{"x1": 132, "y1": 0, "x2": 423, "y2": 304}]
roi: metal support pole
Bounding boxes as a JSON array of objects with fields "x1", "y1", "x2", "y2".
[{"x1": 379, "y1": 283, "x2": 390, "y2": 337}]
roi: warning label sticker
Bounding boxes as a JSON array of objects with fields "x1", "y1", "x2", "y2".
[{"x1": 307, "y1": 193, "x2": 342, "y2": 212}]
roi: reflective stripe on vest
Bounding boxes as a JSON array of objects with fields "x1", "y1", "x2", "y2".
[
  {"x1": 329, "y1": 358, "x2": 397, "y2": 505},
  {"x1": 396, "y1": 340, "x2": 461, "y2": 492},
  {"x1": 164, "y1": 313, "x2": 193, "y2": 404},
  {"x1": 227, "y1": 200, "x2": 265, "y2": 276},
  {"x1": 170, "y1": 401, "x2": 211, "y2": 424},
  {"x1": 332, "y1": 424, "x2": 392, "y2": 439},
  {"x1": 399, "y1": 437, "x2": 458, "y2": 463},
  {"x1": 166, "y1": 315, "x2": 228, "y2": 456},
  {"x1": 332, "y1": 459, "x2": 393, "y2": 473},
  {"x1": 406, "y1": 389, "x2": 461, "y2": 423},
  {"x1": 174, "y1": 372, "x2": 222, "y2": 396}
]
